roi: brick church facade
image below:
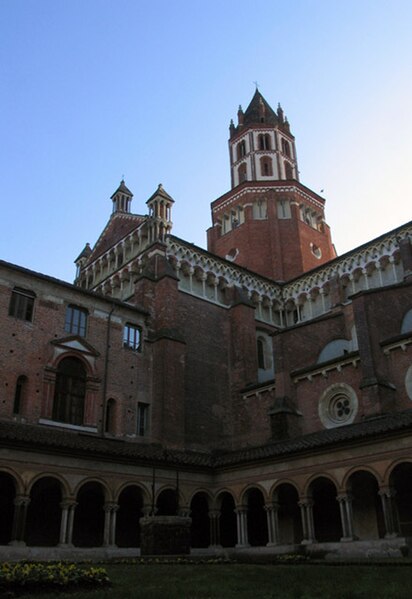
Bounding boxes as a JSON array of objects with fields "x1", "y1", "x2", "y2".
[{"x1": 1, "y1": 90, "x2": 412, "y2": 559}]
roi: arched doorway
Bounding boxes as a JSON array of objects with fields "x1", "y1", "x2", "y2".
[
  {"x1": 190, "y1": 492, "x2": 210, "y2": 548},
  {"x1": 0, "y1": 472, "x2": 16, "y2": 545},
  {"x1": 310, "y1": 477, "x2": 342, "y2": 542},
  {"x1": 275, "y1": 483, "x2": 302, "y2": 544},
  {"x1": 156, "y1": 489, "x2": 178, "y2": 516},
  {"x1": 116, "y1": 485, "x2": 144, "y2": 547},
  {"x1": 390, "y1": 462, "x2": 412, "y2": 536},
  {"x1": 26, "y1": 477, "x2": 62, "y2": 546},
  {"x1": 245, "y1": 488, "x2": 268, "y2": 546},
  {"x1": 218, "y1": 492, "x2": 236, "y2": 547},
  {"x1": 73, "y1": 482, "x2": 105, "y2": 547},
  {"x1": 348, "y1": 471, "x2": 384, "y2": 539}
]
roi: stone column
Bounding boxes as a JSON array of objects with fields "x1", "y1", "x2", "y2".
[
  {"x1": 110, "y1": 504, "x2": 119, "y2": 546},
  {"x1": 337, "y1": 494, "x2": 355, "y2": 541},
  {"x1": 264, "y1": 502, "x2": 280, "y2": 546},
  {"x1": 59, "y1": 500, "x2": 77, "y2": 546},
  {"x1": 208, "y1": 509, "x2": 221, "y2": 547},
  {"x1": 235, "y1": 506, "x2": 249, "y2": 547},
  {"x1": 66, "y1": 502, "x2": 77, "y2": 546},
  {"x1": 103, "y1": 503, "x2": 119, "y2": 547},
  {"x1": 299, "y1": 499, "x2": 315, "y2": 544},
  {"x1": 379, "y1": 487, "x2": 399, "y2": 538},
  {"x1": 9, "y1": 495, "x2": 30, "y2": 546}
]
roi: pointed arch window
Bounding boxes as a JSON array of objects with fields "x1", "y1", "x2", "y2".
[{"x1": 52, "y1": 357, "x2": 86, "y2": 425}]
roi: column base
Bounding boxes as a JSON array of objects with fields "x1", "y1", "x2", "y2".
[
  {"x1": 384, "y1": 533, "x2": 399, "y2": 539},
  {"x1": 235, "y1": 543, "x2": 250, "y2": 548},
  {"x1": 8, "y1": 540, "x2": 26, "y2": 547},
  {"x1": 340, "y1": 536, "x2": 357, "y2": 543},
  {"x1": 58, "y1": 542, "x2": 74, "y2": 548},
  {"x1": 266, "y1": 542, "x2": 279, "y2": 547},
  {"x1": 301, "y1": 539, "x2": 315, "y2": 545}
]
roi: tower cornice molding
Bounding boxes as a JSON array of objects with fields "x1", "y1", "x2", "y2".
[{"x1": 212, "y1": 184, "x2": 325, "y2": 214}]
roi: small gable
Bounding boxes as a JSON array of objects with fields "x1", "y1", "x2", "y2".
[
  {"x1": 51, "y1": 336, "x2": 100, "y2": 357},
  {"x1": 87, "y1": 213, "x2": 145, "y2": 264}
]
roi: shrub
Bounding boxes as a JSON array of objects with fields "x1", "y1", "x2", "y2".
[{"x1": 0, "y1": 562, "x2": 110, "y2": 593}]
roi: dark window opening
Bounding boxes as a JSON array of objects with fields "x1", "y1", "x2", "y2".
[
  {"x1": 65, "y1": 305, "x2": 87, "y2": 336},
  {"x1": 13, "y1": 376, "x2": 27, "y2": 414},
  {"x1": 257, "y1": 338, "x2": 265, "y2": 369},
  {"x1": 123, "y1": 323, "x2": 142, "y2": 351},
  {"x1": 137, "y1": 402, "x2": 149, "y2": 436},
  {"x1": 52, "y1": 357, "x2": 86, "y2": 426},
  {"x1": 9, "y1": 288, "x2": 35, "y2": 322}
]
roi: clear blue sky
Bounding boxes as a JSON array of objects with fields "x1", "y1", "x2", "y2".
[{"x1": 1, "y1": 0, "x2": 411, "y2": 282}]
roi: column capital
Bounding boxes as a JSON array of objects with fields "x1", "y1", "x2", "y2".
[
  {"x1": 298, "y1": 499, "x2": 313, "y2": 508},
  {"x1": 14, "y1": 495, "x2": 31, "y2": 507},
  {"x1": 336, "y1": 493, "x2": 353, "y2": 503},
  {"x1": 60, "y1": 500, "x2": 78, "y2": 509},
  {"x1": 234, "y1": 505, "x2": 248, "y2": 515},
  {"x1": 208, "y1": 509, "x2": 221, "y2": 520},
  {"x1": 264, "y1": 501, "x2": 280, "y2": 512},
  {"x1": 379, "y1": 487, "x2": 397, "y2": 499}
]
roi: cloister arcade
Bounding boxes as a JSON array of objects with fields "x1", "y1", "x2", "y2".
[{"x1": 1, "y1": 461, "x2": 412, "y2": 553}]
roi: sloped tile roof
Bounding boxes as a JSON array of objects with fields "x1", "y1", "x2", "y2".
[
  {"x1": 213, "y1": 410, "x2": 412, "y2": 466},
  {"x1": 2, "y1": 410, "x2": 412, "y2": 470}
]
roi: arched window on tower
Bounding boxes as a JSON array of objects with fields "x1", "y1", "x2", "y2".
[
  {"x1": 52, "y1": 357, "x2": 86, "y2": 426},
  {"x1": 237, "y1": 140, "x2": 246, "y2": 160},
  {"x1": 260, "y1": 156, "x2": 273, "y2": 177},
  {"x1": 281, "y1": 138, "x2": 291, "y2": 157},
  {"x1": 238, "y1": 163, "x2": 247, "y2": 184},
  {"x1": 284, "y1": 161, "x2": 293, "y2": 179},
  {"x1": 258, "y1": 134, "x2": 271, "y2": 150}
]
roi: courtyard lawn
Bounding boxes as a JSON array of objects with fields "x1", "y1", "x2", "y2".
[{"x1": 11, "y1": 563, "x2": 412, "y2": 599}]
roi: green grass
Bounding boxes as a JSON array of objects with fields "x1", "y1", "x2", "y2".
[{"x1": 11, "y1": 563, "x2": 412, "y2": 599}]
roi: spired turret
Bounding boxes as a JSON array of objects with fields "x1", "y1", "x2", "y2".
[
  {"x1": 146, "y1": 184, "x2": 174, "y2": 242},
  {"x1": 111, "y1": 179, "x2": 133, "y2": 213},
  {"x1": 229, "y1": 89, "x2": 298, "y2": 188}
]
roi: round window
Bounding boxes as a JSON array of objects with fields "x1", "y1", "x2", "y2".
[
  {"x1": 319, "y1": 384, "x2": 358, "y2": 429},
  {"x1": 310, "y1": 243, "x2": 322, "y2": 259}
]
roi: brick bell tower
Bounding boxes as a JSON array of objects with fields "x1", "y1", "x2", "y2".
[{"x1": 207, "y1": 89, "x2": 336, "y2": 281}]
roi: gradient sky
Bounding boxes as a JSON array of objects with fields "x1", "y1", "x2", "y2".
[{"x1": 1, "y1": 0, "x2": 411, "y2": 283}]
